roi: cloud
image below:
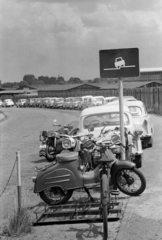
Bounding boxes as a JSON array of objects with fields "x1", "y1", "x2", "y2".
[{"x1": 0, "y1": 0, "x2": 162, "y2": 82}]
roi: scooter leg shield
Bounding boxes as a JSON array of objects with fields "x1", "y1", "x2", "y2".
[{"x1": 111, "y1": 160, "x2": 136, "y2": 185}]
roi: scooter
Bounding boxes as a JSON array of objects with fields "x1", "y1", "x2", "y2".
[
  {"x1": 33, "y1": 126, "x2": 146, "y2": 205},
  {"x1": 39, "y1": 120, "x2": 79, "y2": 162}
]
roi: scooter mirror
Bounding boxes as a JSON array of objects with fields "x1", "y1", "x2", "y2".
[{"x1": 53, "y1": 119, "x2": 57, "y2": 125}]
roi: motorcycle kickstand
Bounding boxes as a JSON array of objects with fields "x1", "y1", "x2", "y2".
[{"x1": 84, "y1": 187, "x2": 95, "y2": 202}]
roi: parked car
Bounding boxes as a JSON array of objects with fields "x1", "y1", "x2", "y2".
[
  {"x1": 15, "y1": 99, "x2": 27, "y2": 107},
  {"x1": 104, "y1": 96, "x2": 117, "y2": 104},
  {"x1": 28, "y1": 98, "x2": 36, "y2": 107},
  {"x1": 78, "y1": 104, "x2": 144, "y2": 167},
  {"x1": 123, "y1": 100, "x2": 154, "y2": 148},
  {"x1": 71, "y1": 97, "x2": 82, "y2": 109},
  {"x1": 46, "y1": 98, "x2": 58, "y2": 108},
  {"x1": 55, "y1": 98, "x2": 64, "y2": 109},
  {"x1": 68, "y1": 97, "x2": 76, "y2": 109},
  {"x1": 111, "y1": 96, "x2": 137, "y2": 102},
  {"x1": 2, "y1": 99, "x2": 14, "y2": 107},
  {"x1": 38, "y1": 98, "x2": 51, "y2": 108},
  {"x1": 32, "y1": 98, "x2": 42, "y2": 107},
  {"x1": 62, "y1": 97, "x2": 73, "y2": 109},
  {"x1": 92, "y1": 96, "x2": 105, "y2": 106},
  {"x1": 80, "y1": 96, "x2": 93, "y2": 109}
]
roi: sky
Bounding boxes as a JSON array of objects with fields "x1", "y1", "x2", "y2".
[{"x1": 0, "y1": 0, "x2": 162, "y2": 83}]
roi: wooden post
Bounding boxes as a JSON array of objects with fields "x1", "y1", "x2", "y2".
[
  {"x1": 16, "y1": 151, "x2": 22, "y2": 211},
  {"x1": 119, "y1": 79, "x2": 125, "y2": 160}
]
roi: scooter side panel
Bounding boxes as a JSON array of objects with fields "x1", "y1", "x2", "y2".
[
  {"x1": 111, "y1": 160, "x2": 136, "y2": 184},
  {"x1": 34, "y1": 160, "x2": 83, "y2": 193},
  {"x1": 83, "y1": 166, "x2": 100, "y2": 186}
]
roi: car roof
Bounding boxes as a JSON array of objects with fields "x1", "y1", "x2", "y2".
[
  {"x1": 82, "y1": 95, "x2": 93, "y2": 99},
  {"x1": 104, "y1": 96, "x2": 117, "y2": 99},
  {"x1": 81, "y1": 104, "x2": 130, "y2": 117},
  {"x1": 93, "y1": 96, "x2": 104, "y2": 98},
  {"x1": 123, "y1": 100, "x2": 144, "y2": 107}
]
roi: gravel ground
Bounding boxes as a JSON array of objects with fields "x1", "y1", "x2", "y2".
[{"x1": 0, "y1": 107, "x2": 162, "y2": 240}]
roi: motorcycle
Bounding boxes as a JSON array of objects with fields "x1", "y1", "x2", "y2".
[
  {"x1": 39, "y1": 120, "x2": 79, "y2": 162},
  {"x1": 33, "y1": 124, "x2": 146, "y2": 205}
]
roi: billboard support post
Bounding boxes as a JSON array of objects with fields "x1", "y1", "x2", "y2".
[{"x1": 119, "y1": 78, "x2": 125, "y2": 160}]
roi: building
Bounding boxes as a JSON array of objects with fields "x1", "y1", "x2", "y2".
[{"x1": 124, "y1": 67, "x2": 162, "y2": 82}]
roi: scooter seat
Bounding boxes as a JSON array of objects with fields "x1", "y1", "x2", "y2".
[{"x1": 56, "y1": 151, "x2": 78, "y2": 163}]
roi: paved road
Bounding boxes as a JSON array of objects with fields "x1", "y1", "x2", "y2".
[{"x1": 0, "y1": 107, "x2": 162, "y2": 240}]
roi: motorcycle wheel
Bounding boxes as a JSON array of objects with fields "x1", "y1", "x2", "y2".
[
  {"x1": 45, "y1": 140, "x2": 57, "y2": 162},
  {"x1": 39, "y1": 187, "x2": 73, "y2": 205},
  {"x1": 115, "y1": 168, "x2": 146, "y2": 196}
]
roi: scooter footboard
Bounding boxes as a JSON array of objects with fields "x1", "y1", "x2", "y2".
[{"x1": 111, "y1": 160, "x2": 136, "y2": 185}]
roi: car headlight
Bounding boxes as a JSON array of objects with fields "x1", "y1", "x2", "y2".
[
  {"x1": 111, "y1": 134, "x2": 120, "y2": 143},
  {"x1": 62, "y1": 137, "x2": 76, "y2": 149}
]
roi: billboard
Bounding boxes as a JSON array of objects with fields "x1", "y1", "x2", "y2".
[{"x1": 99, "y1": 48, "x2": 139, "y2": 79}]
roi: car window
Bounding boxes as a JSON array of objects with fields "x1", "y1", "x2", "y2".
[
  {"x1": 83, "y1": 112, "x2": 129, "y2": 129},
  {"x1": 128, "y1": 106, "x2": 142, "y2": 116}
]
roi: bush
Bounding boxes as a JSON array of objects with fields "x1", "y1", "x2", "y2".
[{"x1": 2, "y1": 207, "x2": 32, "y2": 237}]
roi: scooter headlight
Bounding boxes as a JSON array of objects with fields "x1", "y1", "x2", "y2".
[
  {"x1": 111, "y1": 134, "x2": 120, "y2": 144},
  {"x1": 62, "y1": 137, "x2": 76, "y2": 149}
]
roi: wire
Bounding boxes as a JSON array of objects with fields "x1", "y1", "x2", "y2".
[{"x1": 0, "y1": 158, "x2": 17, "y2": 198}]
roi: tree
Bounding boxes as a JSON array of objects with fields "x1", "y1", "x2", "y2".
[
  {"x1": 23, "y1": 75, "x2": 36, "y2": 85},
  {"x1": 56, "y1": 76, "x2": 66, "y2": 84},
  {"x1": 19, "y1": 80, "x2": 28, "y2": 86},
  {"x1": 68, "y1": 77, "x2": 82, "y2": 84},
  {"x1": 93, "y1": 78, "x2": 101, "y2": 83}
]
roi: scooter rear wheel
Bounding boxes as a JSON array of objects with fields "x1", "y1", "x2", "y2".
[{"x1": 39, "y1": 188, "x2": 73, "y2": 205}]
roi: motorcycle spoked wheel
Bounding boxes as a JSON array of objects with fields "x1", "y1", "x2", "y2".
[
  {"x1": 39, "y1": 187, "x2": 73, "y2": 205},
  {"x1": 45, "y1": 140, "x2": 57, "y2": 162},
  {"x1": 115, "y1": 168, "x2": 146, "y2": 196}
]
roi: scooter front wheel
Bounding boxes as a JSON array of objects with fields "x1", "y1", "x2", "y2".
[
  {"x1": 39, "y1": 187, "x2": 73, "y2": 205},
  {"x1": 115, "y1": 168, "x2": 146, "y2": 196}
]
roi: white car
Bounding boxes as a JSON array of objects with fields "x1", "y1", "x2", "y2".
[
  {"x1": 114, "y1": 57, "x2": 125, "y2": 69},
  {"x1": 104, "y1": 96, "x2": 117, "y2": 104},
  {"x1": 78, "y1": 104, "x2": 144, "y2": 168},
  {"x1": 123, "y1": 100, "x2": 154, "y2": 148},
  {"x1": 2, "y1": 99, "x2": 14, "y2": 107}
]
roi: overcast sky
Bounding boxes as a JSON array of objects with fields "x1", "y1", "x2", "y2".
[{"x1": 0, "y1": 0, "x2": 162, "y2": 83}]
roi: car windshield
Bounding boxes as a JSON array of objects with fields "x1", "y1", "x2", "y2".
[
  {"x1": 128, "y1": 106, "x2": 142, "y2": 116},
  {"x1": 75, "y1": 98, "x2": 81, "y2": 101},
  {"x1": 56, "y1": 98, "x2": 64, "y2": 102},
  {"x1": 83, "y1": 112, "x2": 129, "y2": 129},
  {"x1": 94, "y1": 97, "x2": 103, "y2": 101}
]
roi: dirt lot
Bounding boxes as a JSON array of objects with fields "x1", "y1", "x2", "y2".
[{"x1": 0, "y1": 107, "x2": 162, "y2": 240}]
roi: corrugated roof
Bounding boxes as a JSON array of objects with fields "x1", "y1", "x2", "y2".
[
  {"x1": 123, "y1": 80, "x2": 162, "y2": 89},
  {"x1": 32, "y1": 81, "x2": 162, "y2": 91},
  {"x1": 34, "y1": 83, "x2": 101, "y2": 91}
]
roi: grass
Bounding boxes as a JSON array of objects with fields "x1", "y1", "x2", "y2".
[{"x1": 2, "y1": 207, "x2": 33, "y2": 237}]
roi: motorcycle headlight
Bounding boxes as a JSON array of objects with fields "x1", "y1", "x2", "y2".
[
  {"x1": 62, "y1": 137, "x2": 76, "y2": 149},
  {"x1": 111, "y1": 134, "x2": 120, "y2": 143}
]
